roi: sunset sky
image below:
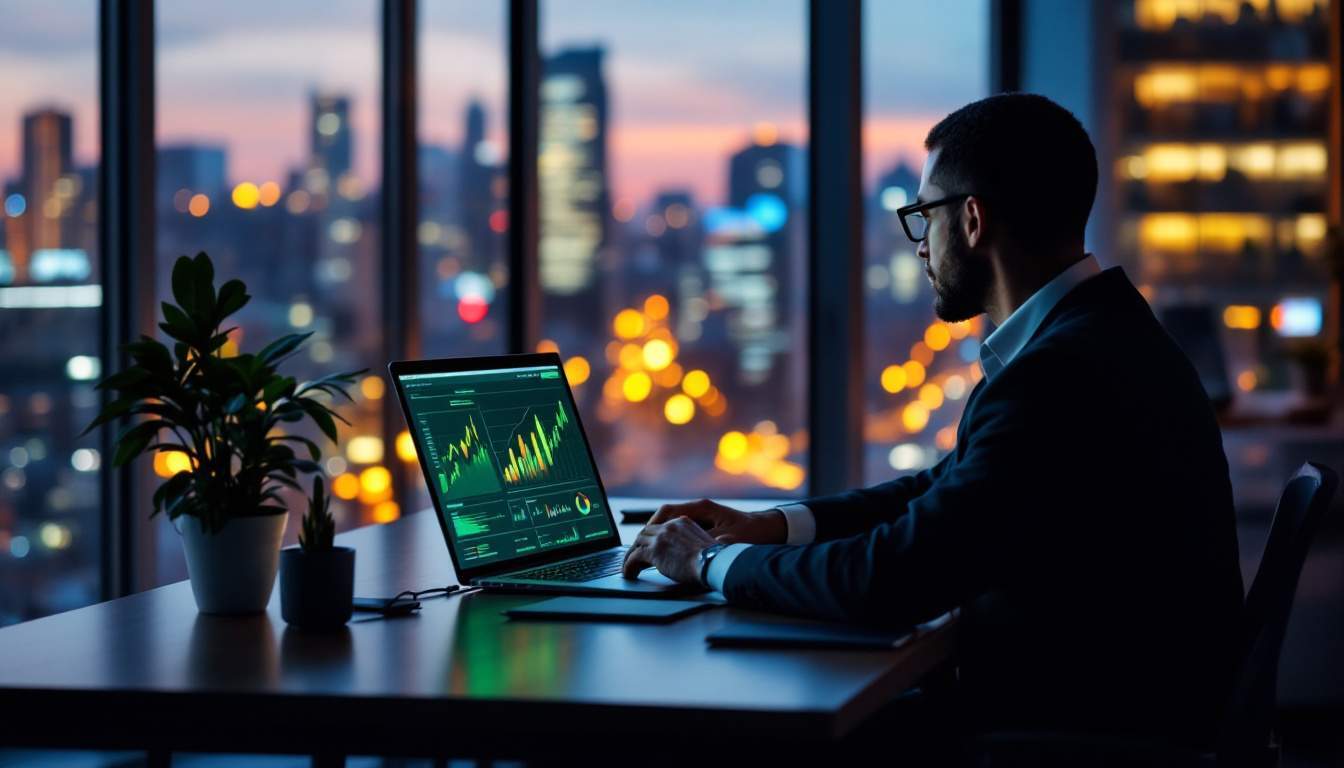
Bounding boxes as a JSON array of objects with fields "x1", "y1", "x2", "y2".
[{"x1": 0, "y1": 0, "x2": 985, "y2": 206}]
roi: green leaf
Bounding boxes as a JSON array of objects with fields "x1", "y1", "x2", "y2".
[
  {"x1": 192, "y1": 252, "x2": 216, "y2": 321},
  {"x1": 224, "y1": 393, "x2": 248, "y2": 414},
  {"x1": 170, "y1": 256, "x2": 198, "y2": 318},
  {"x1": 257, "y1": 332, "x2": 312, "y2": 365},
  {"x1": 81, "y1": 397, "x2": 133, "y2": 436},
  {"x1": 216, "y1": 279, "x2": 250, "y2": 321},
  {"x1": 299, "y1": 398, "x2": 339, "y2": 443},
  {"x1": 277, "y1": 435, "x2": 322, "y2": 460},
  {"x1": 208, "y1": 328, "x2": 238, "y2": 353},
  {"x1": 126, "y1": 338, "x2": 174, "y2": 375},
  {"x1": 159, "y1": 302, "x2": 197, "y2": 345},
  {"x1": 95, "y1": 367, "x2": 150, "y2": 392},
  {"x1": 112, "y1": 429, "x2": 155, "y2": 468}
]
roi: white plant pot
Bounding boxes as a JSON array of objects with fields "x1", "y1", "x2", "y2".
[{"x1": 177, "y1": 513, "x2": 288, "y2": 615}]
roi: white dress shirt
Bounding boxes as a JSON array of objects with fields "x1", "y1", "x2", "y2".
[{"x1": 704, "y1": 254, "x2": 1103, "y2": 591}]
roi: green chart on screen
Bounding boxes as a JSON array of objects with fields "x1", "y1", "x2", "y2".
[{"x1": 401, "y1": 365, "x2": 613, "y2": 567}]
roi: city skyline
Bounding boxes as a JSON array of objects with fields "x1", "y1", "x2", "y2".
[{"x1": 0, "y1": 1, "x2": 986, "y2": 204}]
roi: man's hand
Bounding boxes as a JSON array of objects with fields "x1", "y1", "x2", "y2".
[
  {"x1": 645, "y1": 499, "x2": 788, "y2": 546},
  {"x1": 621, "y1": 516, "x2": 717, "y2": 583},
  {"x1": 620, "y1": 499, "x2": 789, "y2": 583}
]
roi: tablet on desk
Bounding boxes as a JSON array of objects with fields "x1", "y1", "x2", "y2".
[
  {"x1": 504, "y1": 597, "x2": 714, "y2": 623},
  {"x1": 706, "y1": 621, "x2": 912, "y2": 650}
]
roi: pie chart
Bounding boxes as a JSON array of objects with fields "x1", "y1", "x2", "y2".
[{"x1": 575, "y1": 491, "x2": 592, "y2": 516}]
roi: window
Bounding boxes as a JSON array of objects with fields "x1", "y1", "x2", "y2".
[
  {"x1": 0, "y1": 0, "x2": 101, "y2": 624},
  {"x1": 411, "y1": 1, "x2": 510, "y2": 509},
  {"x1": 154, "y1": 2, "x2": 386, "y2": 584},
  {"x1": 862, "y1": 1, "x2": 989, "y2": 483},
  {"x1": 538, "y1": 0, "x2": 810, "y2": 498}
]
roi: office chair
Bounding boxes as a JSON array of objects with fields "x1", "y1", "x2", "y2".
[{"x1": 971, "y1": 461, "x2": 1339, "y2": 768}]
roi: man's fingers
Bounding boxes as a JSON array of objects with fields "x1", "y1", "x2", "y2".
[
  {"x1": 649, "y1": 502, "x2": 691, "y2": 525},
  {"x1": 651, "y1": 499, "x2": 718, "y2": 526},
  {"x1": 622, "y1": 544, "x2": 652, "y2": 578}
]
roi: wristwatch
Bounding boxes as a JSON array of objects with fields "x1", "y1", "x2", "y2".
[{"x1": 697, "y1": 543, "x2": 729, "y2": 588}]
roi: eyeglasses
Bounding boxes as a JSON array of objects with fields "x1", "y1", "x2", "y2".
[{"x1": 896, "y1": 194, "x2": 971, "y2": 243}]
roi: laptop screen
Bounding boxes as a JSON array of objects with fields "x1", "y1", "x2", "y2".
[{"x1": 396, "y1": 361, "x2": 616, "y2": 571}]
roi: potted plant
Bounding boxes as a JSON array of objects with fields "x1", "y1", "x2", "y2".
[
  {"x1": 85, "y1": 252, "x2": 363, "y2": 614},
  {"x1": 280, "y1": 475, "x2": 355, "y2": 629}
]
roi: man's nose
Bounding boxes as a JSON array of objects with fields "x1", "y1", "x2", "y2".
[{"x1": 917, "y1": 239, "x2": 930, "y2": 260}]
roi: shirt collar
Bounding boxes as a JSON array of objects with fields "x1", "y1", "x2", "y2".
[{"x1": 979, "y1": 254, "x2": 1101, "y2": 380}]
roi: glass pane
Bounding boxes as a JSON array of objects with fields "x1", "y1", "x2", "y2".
[
  {"x1": 862, "y1": 1, "x2": 989, "y2": 484},
  {"x1": 540, "y1": 0, "x2": 810, "y2": 498},
  {"x1": 412, "y1": 2, "x2": 510, "y2": 511},
  {"x1": 0, "y1": 1, "x2": 102, "y2": 623},
  {"x1": 155, "y1": 3, "x2": 385, "y2": 585},
  {"x1": 418, "y1": 2, "x2": 509, "y2": 359}
]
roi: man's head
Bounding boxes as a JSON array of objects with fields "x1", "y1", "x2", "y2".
[{"x1": 911, "y1": 93, "x2": 1097, "y2": 322}]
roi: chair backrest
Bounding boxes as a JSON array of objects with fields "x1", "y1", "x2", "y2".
[{"x1": 1218, "y1": 461, "x2": 1339, "y2": 759}]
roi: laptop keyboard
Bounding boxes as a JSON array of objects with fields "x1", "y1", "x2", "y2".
[{"x1": 509, "y1": 548, "x2": 628, "y2": 583}]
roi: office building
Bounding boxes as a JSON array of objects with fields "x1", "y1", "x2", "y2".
[
  {"x1": 1109, "y1": 0, "x2": 1335, "y2": 396},
  {"x1": 309, "y1": 92, "x2": 353, "y2": 198},
  {"x1": 539, "y1": 46, "x2": 610, "y2": 343},
  {"x1": 157, "y1": 143, "x2": 227, "y2": 212},
  {"x1": 18, "y1": 109, "x2": 73, "y2": 276}
]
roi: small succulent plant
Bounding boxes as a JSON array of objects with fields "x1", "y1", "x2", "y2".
[{"x1": 299, "y1": 475, "x2": 336, "y2": 551}]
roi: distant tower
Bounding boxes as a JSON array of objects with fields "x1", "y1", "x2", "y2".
[
  {"x1": 21, "y1": 109, "x2": 73, "y2": 261},
  {"x1": 309, "y1": 93, "x2": 352, "y2": 197},
  {"x1": 539, "y1": 47, "x2": 610, "y2": 310},
  {"x1": 157, "y1": 144, "x2": 227, "y2": 211},
  {"x1": 459, "y1": 100, "x2": 495, "y2": 266}
]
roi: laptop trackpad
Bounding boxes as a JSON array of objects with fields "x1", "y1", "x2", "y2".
[{"x1": 587, "y1": 570, "x2": 693, "y2": 592}]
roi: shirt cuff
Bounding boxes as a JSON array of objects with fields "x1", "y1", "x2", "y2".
[
  {"x1": 778, "y1": 503, "x2": 816, "y2": 544},
  {"x1": 704, "y1": 543, "x2": 751, "y2": 592}
]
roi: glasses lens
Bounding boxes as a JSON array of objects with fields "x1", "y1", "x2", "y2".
[{"x1": 906, "y1": 211, "x2": 929, "y2": 241}]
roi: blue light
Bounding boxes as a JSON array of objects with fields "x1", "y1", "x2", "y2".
[
  {"x1": 30, "y1": 249, "x2": 91, "y2": 283},
  {"x1": 958, "y1": 339, "x2": 980, "y2": 363},
  {"x1": 746, "y1": 193, "x2": 788, "y2": 233},
  {"x1": 1273, "y1": 298, "x2": 1322, "y2": 337},
  {"x1": 703, "y1": 206, "x2": 756, "y2": 237},
  {"x1": 4, "y1": 193, "x2": 25, "y2": 218}
]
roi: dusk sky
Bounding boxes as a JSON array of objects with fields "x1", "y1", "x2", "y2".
[{"x1": 0, "y1": 1, "x2": 985, "y2": 205}]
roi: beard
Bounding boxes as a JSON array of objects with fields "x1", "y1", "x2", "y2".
[{"x1": 930, "y1": 216, "x2": 992, "y2": 323}]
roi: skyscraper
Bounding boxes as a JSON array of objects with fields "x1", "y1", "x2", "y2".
[
  {"x1": 711, "y1": 135, "x2": 805, "y2": 387},
  {"x1": 539, "y1": 47, "x2": 610, "y2": 318},
  {"x1": 459, "y1": 100, "x2": 500, "y2": 268},
  {"x1": 20, "y1": 108, "x2": 73, "y2": 271},
  {"x1": 309, "y1": 93, "x2": 352, "y2": 197},
  {"x1": 157, "y1": 144, "x2": 227, "y2": 212}
]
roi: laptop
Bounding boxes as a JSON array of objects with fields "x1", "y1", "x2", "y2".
[{"x1": 388, "y1": 353, "x2": 707, "y2": 597}]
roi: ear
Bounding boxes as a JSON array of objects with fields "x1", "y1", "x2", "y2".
[{"x1": 962, "y1": 195, "x2": 987, "y2": 249}]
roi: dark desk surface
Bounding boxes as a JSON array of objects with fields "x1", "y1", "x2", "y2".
[{"x1": 0, "y1": 501, "x2": 955, "y2": 760}]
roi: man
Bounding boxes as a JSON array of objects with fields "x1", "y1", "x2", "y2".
[{"x1": 622, "y1": 94, "x2": 1244, "y2": 744}]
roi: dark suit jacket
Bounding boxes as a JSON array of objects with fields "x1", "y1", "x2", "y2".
[{"x1": 723, "y1": 267, "x2": 1244, "y2": 743}]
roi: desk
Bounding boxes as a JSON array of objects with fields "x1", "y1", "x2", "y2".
[{"x1": 0, "y1": 501, "x2": 956, "y2": 763}]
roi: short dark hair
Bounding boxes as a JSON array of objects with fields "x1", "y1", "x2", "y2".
[{"x1": 924, "y1": 93, "x2": 1097, "y2": 247}]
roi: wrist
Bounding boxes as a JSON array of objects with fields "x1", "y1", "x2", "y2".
[
  {"x1": 697, "y1": 542, "x2": 728, "y2": 587},
  {"x1": 755, "y1": 509, "x2": 788, "y2": 544}
]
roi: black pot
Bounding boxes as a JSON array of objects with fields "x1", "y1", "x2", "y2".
[{"x1": 280, "y1": 546, "x2": 354, "y2": 630}]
